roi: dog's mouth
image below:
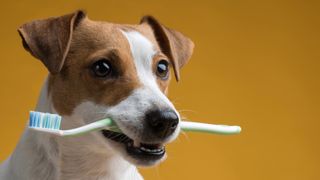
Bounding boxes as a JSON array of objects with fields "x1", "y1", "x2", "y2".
[{"x1": 101, "y1": 130, "x2": 165, "y2": 162}]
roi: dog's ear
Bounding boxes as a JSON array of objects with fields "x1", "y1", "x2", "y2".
[
  {"x1": 18, "y1": 10, "x2": 86, "y2": 74},
  {"x1": 140, "y1": 16, "x2": 194, "y2": 81}
]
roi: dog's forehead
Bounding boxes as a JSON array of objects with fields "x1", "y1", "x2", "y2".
[{"x1": 73, "y1": 19, "x2": 160, "y2": 53}]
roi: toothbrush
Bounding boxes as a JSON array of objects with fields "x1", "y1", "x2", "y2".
[
  {"x1": 29, "y1": 111, "x2": 241, "y2": 137},
  {"x1": 29, "y1": 111, "x2": 118, "y2": 136}
]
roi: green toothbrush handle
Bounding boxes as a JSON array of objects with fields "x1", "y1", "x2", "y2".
[
  {"x1": 62, "y1": 118, "x2": 117, "y2": 136},
  {"x1": 180, "y1": 121, "x2": 241, "y2": 135},
  {"x1": 58, "y1": 119, "x2": 241, "y2": 136}
]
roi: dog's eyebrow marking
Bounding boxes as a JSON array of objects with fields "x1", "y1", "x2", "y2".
[
  {"x1": 121, "y1": 31, "x2": 156, "y2": 87},
  {"x1": 120, "y1": 30, "x2": 174, "y2": 108}
]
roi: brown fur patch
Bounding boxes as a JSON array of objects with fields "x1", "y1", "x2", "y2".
[{"x1": 50, "y1": 19, "x2": 141, "y2": 115}]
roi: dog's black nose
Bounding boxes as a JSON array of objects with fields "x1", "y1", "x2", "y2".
[{"x1": 146, "y1": 109, "x2": 179, "y2": 139}]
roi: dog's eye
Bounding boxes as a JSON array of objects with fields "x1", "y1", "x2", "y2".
[
  {"x1": 91, "y1": 59, "x2": 112, "y2": 78},
  {"x1": 156, "y1": 60, "x2": 169, "y2": 79}
]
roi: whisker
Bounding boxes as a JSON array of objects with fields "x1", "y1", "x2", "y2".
[{"x1": 180, "y1": 130, "x2": 190, "y2": 141}]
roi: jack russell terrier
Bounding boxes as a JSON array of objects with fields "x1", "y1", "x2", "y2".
[{"x1": 0, "y1": 10, "x2": 194, "y2": 180}]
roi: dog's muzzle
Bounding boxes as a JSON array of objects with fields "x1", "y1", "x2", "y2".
[{"x1": 101, "y1": 109, "x2": 179, "y2": 164}]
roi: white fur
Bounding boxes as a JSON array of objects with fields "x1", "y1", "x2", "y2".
[{"x1": 0, "y1": 80, "x2": 142, "y2": 180}]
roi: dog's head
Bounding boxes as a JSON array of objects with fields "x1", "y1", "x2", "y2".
[{"x1": 18, "y1": 10, "x2": 193, "y2": 166}]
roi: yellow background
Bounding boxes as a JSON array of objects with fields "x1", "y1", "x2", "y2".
[{"x1": 1, "y1": 0, "x2": 319, "y2": 179}]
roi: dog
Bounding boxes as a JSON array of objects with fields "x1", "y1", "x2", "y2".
[{"x1": 0, "y1": 10, "x2": 194, "y2": 180}]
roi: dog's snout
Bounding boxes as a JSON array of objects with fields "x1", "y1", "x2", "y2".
[{"x1": 146, "y1": 109, "x2": 179, "y2": 139}]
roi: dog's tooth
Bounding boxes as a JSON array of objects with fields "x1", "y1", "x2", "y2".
[
  {"x1": 140, "y1": 147, "x2": 150, "y2": 152},
  {"x1": 155, "y1": 149, "x2": 161, "y2": 152},
  {"x1": 139, "y1": 145, "x2": 163, "y2": 153},
  {"x1": 150, "y1": 149, "x2": 158, "y2": 152}
]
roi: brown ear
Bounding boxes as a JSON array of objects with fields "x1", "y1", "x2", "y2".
[
  {"x1": 18, "y1": 10, "x2": 86, "y2": 74},
  {"x1": 140, "y1": 16, "x2": 194, "y2": 81}
]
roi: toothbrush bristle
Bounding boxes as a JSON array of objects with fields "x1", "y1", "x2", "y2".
[{"x1": 29, "y1": 111, "x2": 62, "y2": 130}]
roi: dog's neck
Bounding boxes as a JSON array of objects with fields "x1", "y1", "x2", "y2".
[{"x1": 7, "y1": 78, "x2": 142, "y2": 180}]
